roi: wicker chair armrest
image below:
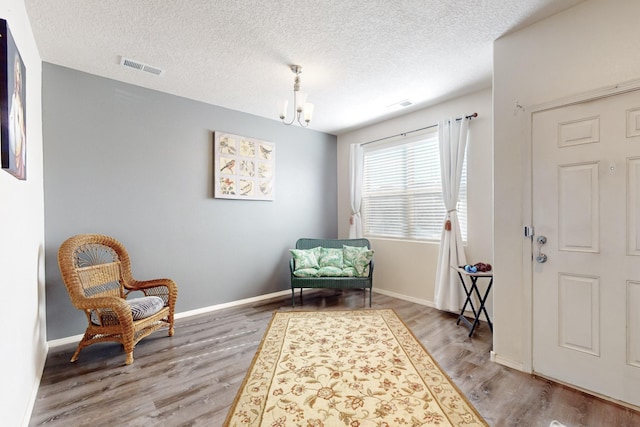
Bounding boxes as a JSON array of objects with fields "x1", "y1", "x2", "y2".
[
  {"x1": 127, "y1": 278, "x2": 176, "y2": 291},
  {"x1": 127, "y1": 278, "x2": 178, "y2": 304},
  {"x1": 289, "y1": 259, "x2": 295, "y2": 274},
  {"x1": 80, "y1": 296, "x2": 135, "y2": 332},
  {"x1": 76, "y1": 296, "x2": 132, "y2": 318}
]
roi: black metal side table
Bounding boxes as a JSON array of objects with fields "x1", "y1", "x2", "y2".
[{"x1": 453, "y1": 266, "x2": 493, "y2": 337}]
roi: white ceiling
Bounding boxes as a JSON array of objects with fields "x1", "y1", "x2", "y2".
[{"x1": 24, "y1": 0, "x2": 583, "y2": 135}]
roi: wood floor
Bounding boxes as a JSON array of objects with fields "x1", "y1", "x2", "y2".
[{"x1": 29, "y1": 289, "x2": 640, "y2": 427}]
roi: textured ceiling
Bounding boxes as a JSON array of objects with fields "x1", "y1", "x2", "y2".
[{"x1": 24, "y1": 0, "x2": 583, "y2": 135}]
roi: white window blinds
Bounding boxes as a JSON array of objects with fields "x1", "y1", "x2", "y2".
[{"x1": 361, "y1": 129, "x2": 467, "y2": 242}]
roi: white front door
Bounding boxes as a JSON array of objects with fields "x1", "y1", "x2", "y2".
[{"x1": 532, "y1": 88, "x2": 640, "y2": 406}]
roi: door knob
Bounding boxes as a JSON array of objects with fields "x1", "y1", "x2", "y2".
[{"x1": 536, "y1": 235, "x2": 547, "y2": 263}]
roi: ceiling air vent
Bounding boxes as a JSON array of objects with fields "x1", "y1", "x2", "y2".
[
  {"x1": 120, "y1": 57, "x2": 164, "y2": 76},
  {"x1": 386, "y1": 99, "x2": 414, "y2": 110}
]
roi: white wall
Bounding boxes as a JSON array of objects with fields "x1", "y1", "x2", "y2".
[
  {"x1": 0, "y1": 1, "x2": 45, "y2": 426},
  {"x1": 337, "y1": 88, "x2": 493, "y2": 309},
  {"x1": 493, "y1": 0, "x2": 640, "y2": 369}
]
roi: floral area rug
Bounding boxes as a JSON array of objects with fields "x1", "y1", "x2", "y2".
[{"x1": 224, "y1": 309, "x2": 487, "y2": 426}]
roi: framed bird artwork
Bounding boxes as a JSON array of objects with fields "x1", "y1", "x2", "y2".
[{"x1": 213, "y1": 131, "x2": 275, "y2": 200}]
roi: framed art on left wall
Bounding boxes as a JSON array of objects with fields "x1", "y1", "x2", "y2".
[{"x1": 0, "y1": 18, "x2": 27, "y2": 180}]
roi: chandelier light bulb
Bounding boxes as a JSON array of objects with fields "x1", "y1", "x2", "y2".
[
  {"x1": 278, "y1": 99, "x2": 288, "y2": 120},
  {"x1": 303, "y1": 102, "x2": 314, "y2": 123}
]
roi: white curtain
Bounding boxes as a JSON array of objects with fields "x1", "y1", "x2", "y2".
[
  {"x1": 434, "y1": 117, "x2": 469, "y2": 312},
  {"x1": 349, "y1": 144, "x2": 364, "y2": 238}
]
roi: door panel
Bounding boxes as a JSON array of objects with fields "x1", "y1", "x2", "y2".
[
  {"x1": 629, "y1": 157, "x2": 640, "y2": 255},
  {"x1": 628, "y1": 281, "x2": 640, "y2": 367},
  {"x1": 627, "y1": 108, "x2": 640, "y2": 137},
  {"x1": 532, "y1": 89, "x2": 640, "y2": 407},
  {"x1": 558, "y1": 162, "x2": 599, "y2": 252},
  {"x1": 558, "y1": 273, "x2": 599, "y2": 356},
  {"x1": 558, "y1": 116, "x2": 600, "y2": 147}
]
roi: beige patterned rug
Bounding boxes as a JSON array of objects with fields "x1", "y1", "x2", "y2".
[{"x1": 224, "y1": 309, "x2": 488, "y2": 426}]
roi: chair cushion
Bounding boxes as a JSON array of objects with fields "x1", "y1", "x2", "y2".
[
  {"x1": 341, "y1": 267, "x2": 357, "y2": 277},
  {"x1": 293, "y1": 267, "x2": 320, "y2": 277},
  {"x1": 317, "y1": 266, "x2": 345, "y2": 277},
  {"x1": 91, "y1": 296, "x2": 165, "y2": 325},
  {"x1": 128, "y1": 296, "x2": 165, "y2": 320}
]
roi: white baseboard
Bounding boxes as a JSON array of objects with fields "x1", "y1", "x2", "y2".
[
  {"x1": 373, "y1": 287, "x2": 481, "y2": 317},
  {"x1": 490, "y1": 350, "x2": 525, "y2": 372},
  {"x1": 174, "y1": 289, "x2": 291, "y2": 319},
  {"x1": 22, "y1": 343, "x2": 48, "y2": 427},
  {"x1": 372, "y1": 287, "x2": 436, "y2": 308},
  {"x1": 48, "y1": 289, "x2": 293, "y2": 348},
  {"x1": 48, "y1": 288, "x2": 484, "y2": 348},
  {"x1": 48, "y1": 332, "x2": 84, "y2": 348},
  {"x1": 373, "y1": 287, "x2": 486, "y2": 321}
]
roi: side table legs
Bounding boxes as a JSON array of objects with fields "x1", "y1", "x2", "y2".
[{"x1": 456, "y1": 270, "x2": 493, "y2": 337}]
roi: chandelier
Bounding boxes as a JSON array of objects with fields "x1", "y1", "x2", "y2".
[{"x1": 278, "y1": 65, "x2": 314, "y2": 127}]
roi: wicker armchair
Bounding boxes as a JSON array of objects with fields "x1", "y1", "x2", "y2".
[{"x1": 58, "y1": 234, "x2": 178, "y2": 365}]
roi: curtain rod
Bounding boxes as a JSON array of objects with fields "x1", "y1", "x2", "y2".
[{"x1": 360, "y1": 112, "x2": 478, "y2": 146}]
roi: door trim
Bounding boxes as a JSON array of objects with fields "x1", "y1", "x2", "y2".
[{"x1": 521, "y1": 77, "x2": 640, "y2": 373}]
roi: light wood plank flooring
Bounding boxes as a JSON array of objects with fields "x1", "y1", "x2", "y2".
[{"x1": 29, "y1": 289, "x2": 640, "y2": 426}]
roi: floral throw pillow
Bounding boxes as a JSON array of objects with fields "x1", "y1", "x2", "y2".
[
  {"x1": 318, "y1": 247, "x2": 344, "y2": 268},
  {"x1": 343, "y1": 245, "x2": 374, "y2": 277},
  {"x1": 289, "y1": 247, "x2": 322, "y2": 270}
]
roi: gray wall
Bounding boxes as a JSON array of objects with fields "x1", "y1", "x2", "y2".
[{"x1": 43, "y1": 64, "x2": 337, "y2": 340}]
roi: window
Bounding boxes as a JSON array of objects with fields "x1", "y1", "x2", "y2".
[{"x1": 361, "y1": 129, "x2": 467, "y2": 242}]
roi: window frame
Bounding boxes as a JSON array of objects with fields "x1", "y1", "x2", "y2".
[{"x1": 360, "y1": 128, "x2": 467, "y2": 243}]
